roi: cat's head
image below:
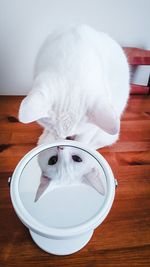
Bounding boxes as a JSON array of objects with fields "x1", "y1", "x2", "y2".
[
  {"x1": 38, "y1": 146, "x2": 94, "y2": 182},
  {"x1": 19, "y1": 88, "x2": 119, "y2": 140},
  {"x1": 34, "y1": 146, "x2": 105, "y2": 201},
  {"x1": 18, "y1": 86, "x2": 83, "y2": 139}
]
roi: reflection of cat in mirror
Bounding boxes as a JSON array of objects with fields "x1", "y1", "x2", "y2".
[
  {"x1": 35, "y1": 146, "x2": 105, "y2": 202},
  {"x1": 19, "y1": 24, "x2": 130, "y2": 149}
]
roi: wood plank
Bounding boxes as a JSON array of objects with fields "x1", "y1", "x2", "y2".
[
  {"x1": 126, "y1": 95, "x2": 150, "y2": 111},
  {"x1": 100, "y1": 141, "x2": 150, "y2": 152},
  {"x1": 100, "y1": 151, "x2": 150, "y2": 167}
]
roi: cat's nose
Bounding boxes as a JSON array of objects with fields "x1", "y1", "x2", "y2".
[{"x1": 66, "y1": 135, "x2": 76, "y2": 140}]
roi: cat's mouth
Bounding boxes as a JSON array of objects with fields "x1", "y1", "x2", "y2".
[{"x1": 57, "y1": 146, "x2": 64, "y2": 150}]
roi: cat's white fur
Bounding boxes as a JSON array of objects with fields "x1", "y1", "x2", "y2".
[
  {"x1": 19, "y1": 25, "x2": 130, "y2": 149},
  {"x1": 35, "y1": 146, "x2": 106, "y2": 202}
]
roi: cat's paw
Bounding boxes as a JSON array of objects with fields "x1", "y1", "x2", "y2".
[{"x1": 37, "y1": 130, "x2": 56, "y2": 145}]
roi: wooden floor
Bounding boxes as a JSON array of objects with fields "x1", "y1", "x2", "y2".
[{"x1": 0, "y1": 95, "x2": 150, "y2": 267}]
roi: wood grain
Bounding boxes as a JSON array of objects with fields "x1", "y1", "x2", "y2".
[{"x1": 0, "y1": 96, "x2": 150, "y2": 267}]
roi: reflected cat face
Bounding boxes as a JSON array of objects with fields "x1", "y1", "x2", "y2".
[{"x1": 35, "y1": 146, "x2": 105, "y2": 202}]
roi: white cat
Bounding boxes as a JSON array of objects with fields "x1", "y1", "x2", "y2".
[
  {"x1": 35, "y1": 145, "x2": 106, "y2": 202},
  {"x1": 19, "y1": 25, "x2": 130, "y2": 149}
]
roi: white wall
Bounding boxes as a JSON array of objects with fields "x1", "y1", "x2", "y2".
[{"x1": 0, "y1": 0, "x2": 149, "y2": 95}]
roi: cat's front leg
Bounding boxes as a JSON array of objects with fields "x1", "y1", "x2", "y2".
[
  {"x1": 38, "y1": 127, "x2": 64, "y2": 145},
  {"x1": 37, "y1": 129, "x2": 56, "y2": 145},
  {"x1": 74, "y1": 124, "x2": 119, "y2": 150},
  {"x1": 38, "y1": 129, "x2": 48, "y2": 145}
]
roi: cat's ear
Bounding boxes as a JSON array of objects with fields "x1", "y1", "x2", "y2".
[
  {"x1": 87, "y1": 100, "x2": 120, "y2": 135},
  {"x1": 34, "y1": 174, "x2": 51, "y2": 202},
  {"x1": 19, "y1": 91, "x2": 49, "y2": 123},
  {"x1": 82, "y1": 168, "x2": 105, "y2": 195}
]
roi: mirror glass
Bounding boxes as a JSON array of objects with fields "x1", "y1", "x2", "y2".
[{"x1": 19, "y1": 145, "x2": 107, "y2": 228}]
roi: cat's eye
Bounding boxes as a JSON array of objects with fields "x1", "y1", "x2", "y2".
[
  {"x1": 72, "y1": 155, "x2": 82, "y2": 163},
  {"x1": 48, "y1": 155, "x2": 58, "y2": 165}
]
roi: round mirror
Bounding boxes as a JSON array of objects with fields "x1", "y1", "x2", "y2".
[{"x1": 19, "y1": 144, "x2": 107, "y2": 229}]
